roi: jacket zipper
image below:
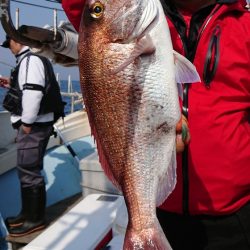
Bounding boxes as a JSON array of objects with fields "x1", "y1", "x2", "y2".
[{"x1": 181, "y1": 4, "x2": 222, "y2": 215}]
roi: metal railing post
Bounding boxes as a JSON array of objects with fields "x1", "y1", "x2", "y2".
[{"x1": 15, "y1": 8, "x2": 19, "y2": 29}]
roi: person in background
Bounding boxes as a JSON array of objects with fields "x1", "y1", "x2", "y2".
[
  {"x1": 61, "y1": 0, "x2": 250, "y2": 249},
  {"x1": 0, "y1": 35, "x2": 54, "y2": 237}
]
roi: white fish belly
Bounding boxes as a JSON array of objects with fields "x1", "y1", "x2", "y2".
[{"x1": 127, "y1": 3, "x2": 180, "y2": 207}]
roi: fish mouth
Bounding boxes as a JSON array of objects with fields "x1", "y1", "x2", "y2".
[{"x1": 105, "y1": 0, "x2": 159, "y2": 44}]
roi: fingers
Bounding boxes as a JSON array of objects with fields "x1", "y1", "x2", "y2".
[
  {"x1": 181, "y1": 116, "x2": 190, "y2": 144},
  {"x1": 21, "y1": 125, "x2": 32, "y2": 134},
  {"x1": 176, "y1": 133, "x2": 185, "y2": 153},
  {"x1": 176, "y1": 115, "x2": 190, "y2": 153}
]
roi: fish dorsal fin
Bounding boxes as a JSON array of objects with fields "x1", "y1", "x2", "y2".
[
  {"x1": 89, "y1": 122, "x2": 121, "y2": 191},
  {"x1": 174, "y1": 50, "x2": 201, "y2": 84},
  {"x1": 111, "y1": 35, "x2": 156, "y2": 74}
]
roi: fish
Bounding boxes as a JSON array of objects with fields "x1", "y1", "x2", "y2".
[{"x1": 78, "y1": 0, "x2": 200, "y2": 249}]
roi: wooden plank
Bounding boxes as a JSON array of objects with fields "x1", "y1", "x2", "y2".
[{"x1": 6, "y1": 193, "x2": 83, "y2": 247}]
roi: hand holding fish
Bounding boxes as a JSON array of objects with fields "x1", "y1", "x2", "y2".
[{"x1": 176, "y1": 115, "x2": 190, "y2": 153}]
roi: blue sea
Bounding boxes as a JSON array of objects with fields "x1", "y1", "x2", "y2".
[{"x1": 0, "y1": 80, "x2": 82, "y2": 114}]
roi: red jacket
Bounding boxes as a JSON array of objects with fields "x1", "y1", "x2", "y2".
[
  {"x1": 62, "y1": 0, "x2": 84, "y2": 32},
  {"x1": 160, "y1": 0, "x2": 250, "y2": 215},
  {"x1": 62, "y1": 0, "x2": 250, "y2": 215}
]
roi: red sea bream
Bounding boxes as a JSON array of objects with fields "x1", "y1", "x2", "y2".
[{"x1": 78, "y1": 0, "x2": 200, "y2": 248}]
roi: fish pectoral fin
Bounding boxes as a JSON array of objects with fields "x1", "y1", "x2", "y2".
[
  {"x1": 111, "y1": 35, "x2": 156, "y2": 75},
  {"x1": 173, "y1": 50, "x2": 201, "y2": 84},
  {"x1": 135, "y1": 34, "x2": 156, "y2": 56}
]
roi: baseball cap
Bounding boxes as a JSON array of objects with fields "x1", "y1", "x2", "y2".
[{"x1": 0, "y1": 35, "x2": 11, "y2": 48}]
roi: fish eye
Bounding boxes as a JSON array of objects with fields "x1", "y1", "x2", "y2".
[{"x1": 90, "y1": 1, "x2": 104, "y2": 19}]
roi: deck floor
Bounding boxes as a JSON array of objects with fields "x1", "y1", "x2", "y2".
[{"x1": 6, "y1": 193, "x2": 83, "y2": 250}]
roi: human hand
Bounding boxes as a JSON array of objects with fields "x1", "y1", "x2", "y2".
[
  {"x1": 21, "y1": 125, "x2": 32, "y2": 134},
  {"x1": 0, "y1": 76, "x2": 10, "y2": 88},
  {"x1": 176, "y1": 115, "x2": 190, "y2": 153}
]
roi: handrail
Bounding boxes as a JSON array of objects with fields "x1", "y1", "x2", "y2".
[{"x1": 58, "y1": 75, "x2": 83, "y2": 114}]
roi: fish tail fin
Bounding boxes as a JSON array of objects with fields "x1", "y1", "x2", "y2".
[{"x1": 123, "y1": 218, "x2": 172, "y2": 250}]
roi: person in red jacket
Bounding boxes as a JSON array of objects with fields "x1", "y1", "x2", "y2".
[{"x1": 62, "y1": 0, "x2": 250, "y2": 249}]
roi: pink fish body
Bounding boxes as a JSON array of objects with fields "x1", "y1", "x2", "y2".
[{"x1": 78, "y1": 0, "x2": 200, "y2": 249}]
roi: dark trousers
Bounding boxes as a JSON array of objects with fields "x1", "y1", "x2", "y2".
[
  {"x1": 16, "y1": 125, "x2": 53, "y2": 188},
  {"x1": 157, "y1": 203, "x2": 250, "y2": 250}
]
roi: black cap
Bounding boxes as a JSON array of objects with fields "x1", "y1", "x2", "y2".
[{"x1": 0, "y1": 35, "x2": 10, "y2": 48}]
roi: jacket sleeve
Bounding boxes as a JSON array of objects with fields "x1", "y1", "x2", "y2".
[
  {"x1": 18, "y1": 56, "x2": 45, "y2": 125},
  {"x1": 62, "y1": 0, "x2": 85, "y2": 32}
]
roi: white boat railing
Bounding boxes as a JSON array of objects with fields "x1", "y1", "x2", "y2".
[
  {"x1": 0, "y1": 74, "x2": 85, "y2": 175},
  {"x1": 56, "y1": 73, "x2": 84, "y2": 114}
]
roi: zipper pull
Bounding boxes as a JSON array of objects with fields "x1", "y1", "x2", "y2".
[{"x1": 203, "y1": 26, "x2": 221, "y2": 88}]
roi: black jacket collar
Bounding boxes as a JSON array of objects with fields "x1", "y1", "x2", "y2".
[
  {"x1": 15, "y1": 49, "x2": 30, "y2": 59},
  {"x1": 217, "y1": 0, "x2": 237, "y2": 3}
]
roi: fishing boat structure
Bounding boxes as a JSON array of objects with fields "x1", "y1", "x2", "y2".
[{"x1": 0, "y1": 91, "x2": 126, "y2": 250}]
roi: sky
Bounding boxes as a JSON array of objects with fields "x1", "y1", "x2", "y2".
[{"x1": 0, "y1": 0, "x2": 80, "y2": 80}]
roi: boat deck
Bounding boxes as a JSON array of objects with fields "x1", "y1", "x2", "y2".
[{"x1": 6, "y1": 193, "x2": 83, "y2": 250}]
